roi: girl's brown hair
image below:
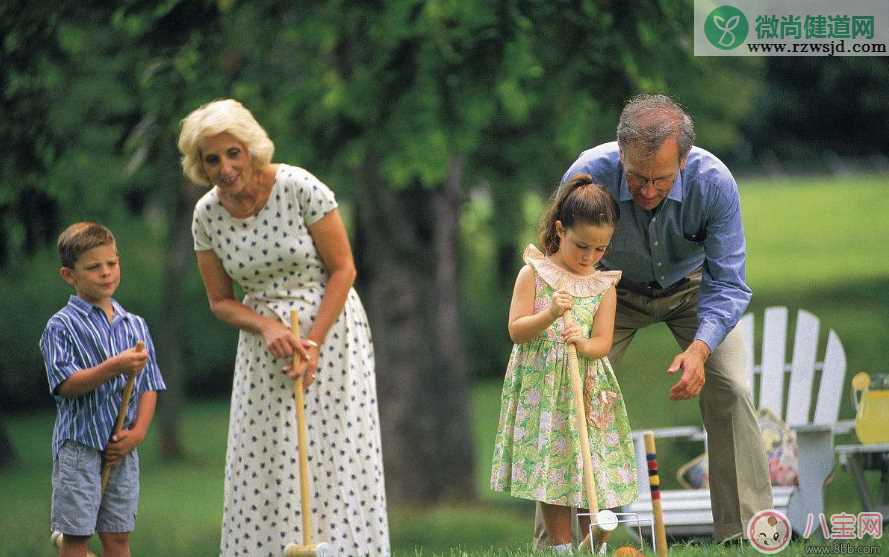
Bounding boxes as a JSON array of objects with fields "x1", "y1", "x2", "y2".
[{"x1": 538, "y1": 173, "x2": 620, "y2": 255}]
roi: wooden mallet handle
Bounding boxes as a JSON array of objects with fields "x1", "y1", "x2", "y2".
[
  {"x1": 290, "y1": 310, "x2": 314, "y2": 548},
  {"x1": 644, "y1": 431, "x2": 669, "y2": 557},
  {"x1": 562, "y1": 307, "x2": 609, "y2": 553},
  {"x1": 100, "y1": 340, "x2": 144, "y2": 492}
]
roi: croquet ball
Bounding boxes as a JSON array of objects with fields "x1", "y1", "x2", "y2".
[{"x1": 613, "y1": 546, "x2": 643, "y2": 557}]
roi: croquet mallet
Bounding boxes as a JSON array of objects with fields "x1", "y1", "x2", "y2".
[
  {"x1": 50, "y1": 530, "x2": 98, "y2": 557},
  {"x1": 100, "y1": 340, "x2": 145, "y2": 491},
  {"x1": 51, "y1": 340, "x2": 144, "y2": 556},
  {"x1": 644, "y1": 431, "x2": 669, "y2": 557},
  {"x1": 284, "y1": 310, "x2": 331, "y2": 557},
  {"x1": 561, "y1": 304, "x2": 618, "y2": 554}
]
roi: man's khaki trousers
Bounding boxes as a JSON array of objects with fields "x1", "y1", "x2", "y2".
[{"x1": 532, "y1": 276, "x2": 773, "y2": 547}]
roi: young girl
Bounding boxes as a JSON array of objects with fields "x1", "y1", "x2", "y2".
[{"x1": 490, "y1": 174, "x2": 637, "y2": 553}]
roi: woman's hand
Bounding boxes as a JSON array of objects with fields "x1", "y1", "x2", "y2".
[
  {"x1": 282, "y1": 340, "x2": 320, "y2": 387},
  {"x1": 261, "y1": 319, "x2": 309, "y2": 360},
  {"x1": 549, "y1": 290, "x2": 573, "y2": 320}
]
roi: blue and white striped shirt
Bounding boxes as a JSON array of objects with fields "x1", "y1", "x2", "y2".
[
  {"x1": 562, "y1": 142, "x2": 752, "y2": 351},
  {"x1": 40, "y1": 295, "x2": 166, "y2": 461}
]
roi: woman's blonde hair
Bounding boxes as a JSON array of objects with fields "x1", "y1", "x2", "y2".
[{"x1": 177, "y1": 99, "x2": 275, "y2": 186}]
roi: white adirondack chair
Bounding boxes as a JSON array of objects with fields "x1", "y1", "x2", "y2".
[{"x1": 624, "y1": 306, "x2": 854, "y2": 537}]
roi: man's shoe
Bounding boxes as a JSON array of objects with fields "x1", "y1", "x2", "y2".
[{"x1": 718, "y1": 532, "x2": 746, "y2": 546}]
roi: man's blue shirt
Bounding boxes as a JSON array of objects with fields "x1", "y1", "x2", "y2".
[
  {"x1": 562, "y1": 141, "x2": 752, "y2": 350},
  {"x1": 40, "y1": 295, "x2": 166, "y2": 460}
]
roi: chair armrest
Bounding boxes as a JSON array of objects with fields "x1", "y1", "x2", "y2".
[
  {"x1": 631, "y1": 426, "x2": 707, "y2": 493},
  {"x1": 832, "y1": 419, "x2": 855, "y2": 435},
  {"x1": 631, "y1": 426, "x2": 706, "y2": 442},
  {"x1": 792, "y1": 419, "x2": 854, "y2": 435},
  {"x1": 792, "y1": 424, "x2": 833, "y2": 434}
]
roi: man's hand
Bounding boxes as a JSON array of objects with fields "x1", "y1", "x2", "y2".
[
  {"x1": 667, "y1": 340, "x2": 711, "y2": 400},
  {"x1": 105, "y1": 428, "x2": 145, "y2": 465}
]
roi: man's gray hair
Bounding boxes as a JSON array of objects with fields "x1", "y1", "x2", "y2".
[{"x1": 616, "y1": 94, "x2": 695, "y2": 159}]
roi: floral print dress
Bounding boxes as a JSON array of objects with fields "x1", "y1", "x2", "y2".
[{"x1": 490, "y1": 245, "x2": 637, "y2": 509}]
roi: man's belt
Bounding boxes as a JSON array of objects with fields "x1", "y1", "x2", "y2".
[{"x1": 618, "y1": 276, "x2": 691, "y2": 299}]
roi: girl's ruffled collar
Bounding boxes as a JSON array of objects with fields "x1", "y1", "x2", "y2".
[{"x1": 523, "y1": 244, "x2": 621, "y2": 297}]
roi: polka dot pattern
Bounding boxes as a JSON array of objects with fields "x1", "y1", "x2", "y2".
[{"x1": 192, "y1": 165, "x2": 390, "y2": 556}]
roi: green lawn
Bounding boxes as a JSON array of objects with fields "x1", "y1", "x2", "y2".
[
  {"x1": 4, "y1": 395, "x2": 888, "y2": 556},
  {"x1": 3, "y1": 174, "x2": 889, "y2": 556}
]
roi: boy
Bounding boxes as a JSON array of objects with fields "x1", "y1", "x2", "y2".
[{"x1": 40, "y1": 222, "x2": 165, "y2": 557}]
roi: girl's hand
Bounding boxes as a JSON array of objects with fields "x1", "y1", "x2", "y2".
[
  {"x1": 282, "y1": 340, "x2": 320, "y2": 388},
  {"x1": 562, "y1": 322, "x2": 587, "y2": 347},
  {"x1": 261, "y1": 319, "x2": 310, "y2": 361},
  {"x1": 549, "y1": 290, "x2": 573, "y2": 320}
]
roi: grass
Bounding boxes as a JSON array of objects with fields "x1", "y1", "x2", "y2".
[
  {"x1": 3, "y1": 174, "x2": 889, "y2": 556},
  {"x1": 4, "y1": 396, "x2": 888, "y2": 556}
]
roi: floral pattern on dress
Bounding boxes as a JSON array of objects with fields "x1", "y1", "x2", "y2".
[{"x1": 490, "y1": 245, "x2": 637, "y2": 509}]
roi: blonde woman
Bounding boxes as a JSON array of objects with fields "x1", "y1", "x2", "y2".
[{"x1": 179, "y1": 99, "x2": 389, "y2": 557}]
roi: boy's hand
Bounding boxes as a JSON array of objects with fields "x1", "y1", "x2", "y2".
[
  {"x1": 549, "y1": 290, "x2": 573, "y2": 320},
  {"x1": 114, "y1": 346, "x2": 149, "y2": 375},
  {"x1": 105, "y1": 428, "x2": 144, "y2": 465}
]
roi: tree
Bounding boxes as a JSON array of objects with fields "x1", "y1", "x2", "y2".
[
  {"x1": 227, "y1": 0, "x2": 723, "y2": 503},
  {"x1": 742, "y1": 57, "x2": 889, "y2": 166},
  {"x1": 1, "y1": 0, "x2": 765, "y2": 496},
  {"x1": 0, "y1": 0, "x2": 232, "y2": 460}
]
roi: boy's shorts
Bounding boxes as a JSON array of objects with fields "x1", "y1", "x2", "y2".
[{"x1": 51, "y1": 440, "x2": 140, "y2": 536}]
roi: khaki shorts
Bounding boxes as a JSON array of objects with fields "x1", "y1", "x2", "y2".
[{"x1": 51, "y1": 440, "x2": 139, "y2": 535}]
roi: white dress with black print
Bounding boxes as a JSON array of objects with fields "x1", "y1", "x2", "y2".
[{"x1": 192, "y1": 164, "x2": 390, "y2": 557}]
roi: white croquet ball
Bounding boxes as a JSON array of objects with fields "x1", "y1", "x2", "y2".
[{"x1": 595, "y1": 509, "x2": 619, "y2": 531}]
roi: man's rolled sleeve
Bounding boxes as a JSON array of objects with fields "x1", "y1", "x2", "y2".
[{"x1": 695, "y1": 177, "x2": 752, "y2": 350}]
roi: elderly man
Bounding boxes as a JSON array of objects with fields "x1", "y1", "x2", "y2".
[{"x1": 534, "y1": 93, "x2": 772, "y2": 547}]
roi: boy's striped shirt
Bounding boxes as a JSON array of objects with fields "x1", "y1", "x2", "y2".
[{"x1": 40, "y1": 295, "x2": 166, "y2": 460}]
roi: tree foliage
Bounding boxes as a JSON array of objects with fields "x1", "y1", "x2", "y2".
[{"x1": 1, "y1": 0, "x2": 778, "y2": 493}]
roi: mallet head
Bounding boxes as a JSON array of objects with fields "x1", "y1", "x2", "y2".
[
  {"x1": 51, "y1": 531, "x2": 98, "y2": 557},
  {"x1": 283, "y1": 542, "x2": 333, "y2": 557}
]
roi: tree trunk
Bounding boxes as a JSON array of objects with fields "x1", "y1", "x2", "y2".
[
  {"x1": 155, "y1": 183, "x2": 202, "y2": 459},
  {"x1": 354, "y1": 153, "x2": 475, "y2": 504},
  {"x1": 0, "y1": 418, "x2": 17, "y2": 469}
]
